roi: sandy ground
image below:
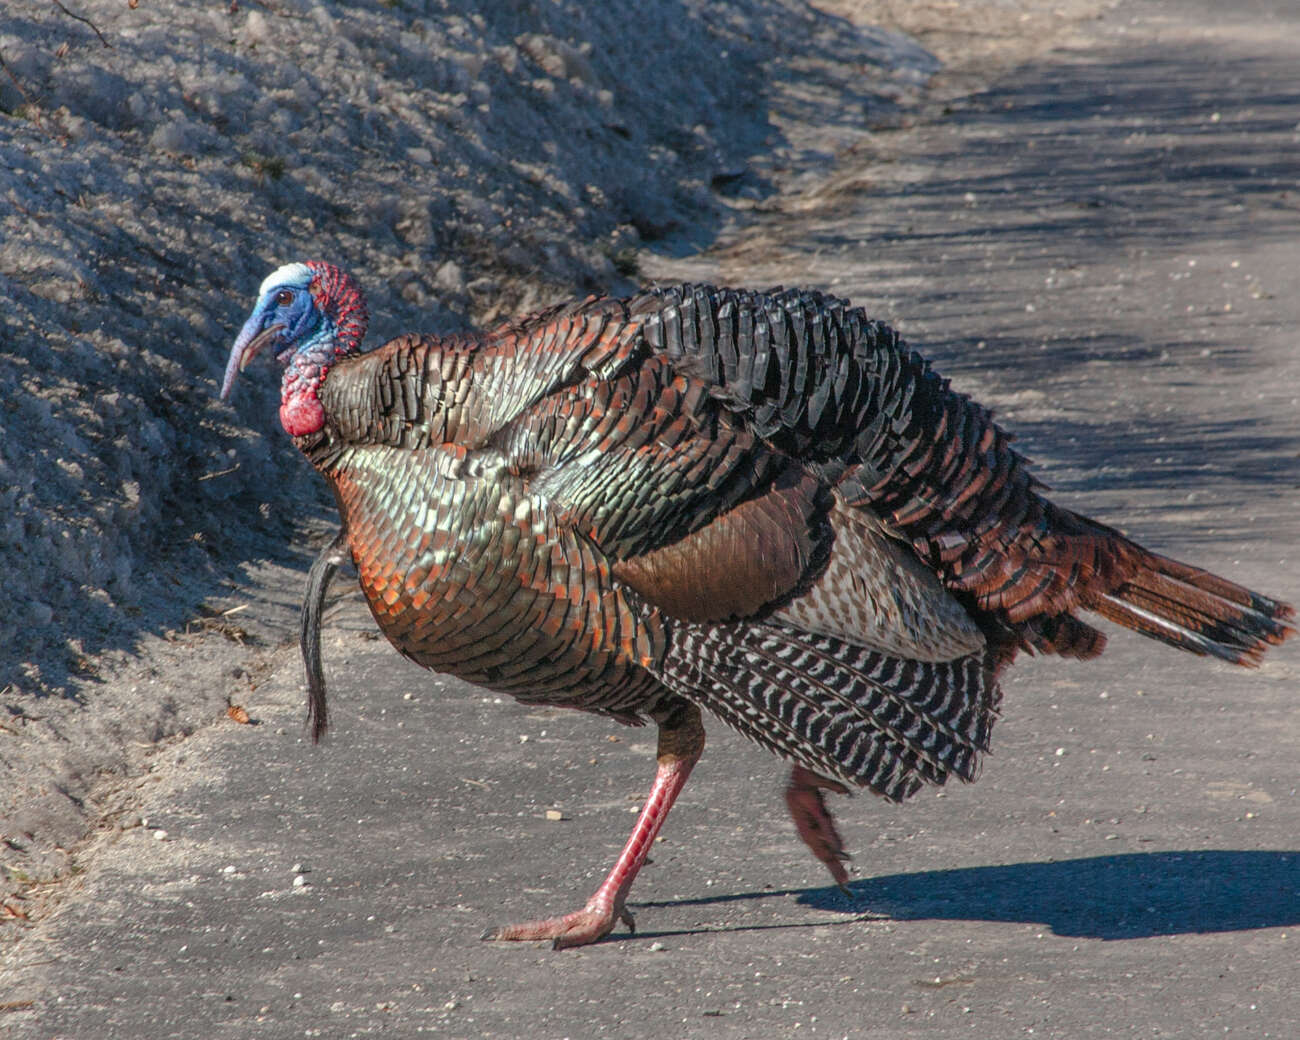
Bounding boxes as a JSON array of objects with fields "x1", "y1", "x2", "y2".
[{"x1": 3, "y1": 0, "x2": 1298, "y2": 1036}]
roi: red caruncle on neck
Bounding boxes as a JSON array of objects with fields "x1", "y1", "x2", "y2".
[{"x1": 280, "y1": 362, "x2": 329, "y2": 436}]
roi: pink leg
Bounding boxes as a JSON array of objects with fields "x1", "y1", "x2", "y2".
[
  {"x1": 785, "y1": 765, "x2": 853, "y2": 894},
  {"x1": 485, "y1": 704, "x2": 705, "y2": 949}
]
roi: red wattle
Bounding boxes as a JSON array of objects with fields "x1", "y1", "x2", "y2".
[{"x1": 280, "y1": 387, "x2": 325, "y2": 436}]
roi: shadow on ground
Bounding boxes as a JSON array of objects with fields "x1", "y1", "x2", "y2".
[{"x1": 642, "y1": 851, "x2": 1300, "y2": 941}]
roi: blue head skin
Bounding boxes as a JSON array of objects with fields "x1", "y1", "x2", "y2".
[
  {"x1": 222, "y1": 262, "x2": 322, "y2": 400},
  {"x1": 222, "y1": 261, "x2": 368, "y2": 436}
]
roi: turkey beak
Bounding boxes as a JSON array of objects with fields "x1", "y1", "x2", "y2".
[{"x1": 221, "y1": 318, "x2": 286, "y2": 400}]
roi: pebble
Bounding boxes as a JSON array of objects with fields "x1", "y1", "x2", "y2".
[
  {"x1": 544, "y1": 809, "x2": 565, "y2": 821},
  {"x1": 293, "y1": 874, "x2": 309, "y2": 888},
  {"x1": 648, "y1": 941, "x2": 666, "y2": 952}
]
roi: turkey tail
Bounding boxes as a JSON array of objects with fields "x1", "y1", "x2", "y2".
[
  {"x1": 658, "y1": 621, "x2": 1001, "y2": 802},
  {"x1": 1089, "y1": 550, "x2": 1295, "y2": 666}
]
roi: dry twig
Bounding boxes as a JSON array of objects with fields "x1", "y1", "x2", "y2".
[{"x1": 50, "y1": 0, "x2": 112, "y2": 48}]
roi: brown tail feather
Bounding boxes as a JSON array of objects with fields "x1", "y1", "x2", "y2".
[
  {"x1": 1088, "y1": 550, "x2": 1294, "y2": 667},
  {"x1": 1019, "y1": 612, "x2": 1109, "y2": 660}
]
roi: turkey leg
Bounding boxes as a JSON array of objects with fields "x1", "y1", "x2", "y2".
[
  {"x1": 785, "y1": 765, "x2": 853, "y2": 893},
  {"x1": 484, "y1": 702, "x2": 705, "y2": 949}
]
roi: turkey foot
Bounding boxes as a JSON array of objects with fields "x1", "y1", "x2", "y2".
[
  {"x1": 785, "y1": 765, "x2": 853, "y2": 893},
  {"x1": 483, "y1": 899, "x2": 637, "y2": 950},
  {"x1": 484, "y1": 703, "x2": 704, "y2": 949}
]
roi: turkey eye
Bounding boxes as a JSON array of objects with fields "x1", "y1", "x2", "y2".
[{"x1": 274, "y1": 289, "x2": 295, "y2": 306}]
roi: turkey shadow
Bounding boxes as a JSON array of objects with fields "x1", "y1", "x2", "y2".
[
  {"x1": 642, "y1": 850, "x2": 1300, "y2": 941},
  {"x1": 810, "y1": 850, "x2": 1300, "y2": 940}
]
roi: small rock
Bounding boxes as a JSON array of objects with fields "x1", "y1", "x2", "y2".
[
  {"x1": 648, "y1": 941, "x2": 666, "y2": 952},
  {"x1": 243, "y1": 10, "x2": 272, "y2": 47},
  {"x1": 434, "y1": 261, "x2": 465, "y2": 292},
  {"x1": 293, "y1": 874, "x2": 309, "y2": 888},
  {"x1": 544, "y1": 809, "x2": 565, "y2": 821}
]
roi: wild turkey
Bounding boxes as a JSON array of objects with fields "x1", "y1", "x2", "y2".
[{"x1": 221, "y1": 261, "x2": 1293, "y2": 948}]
